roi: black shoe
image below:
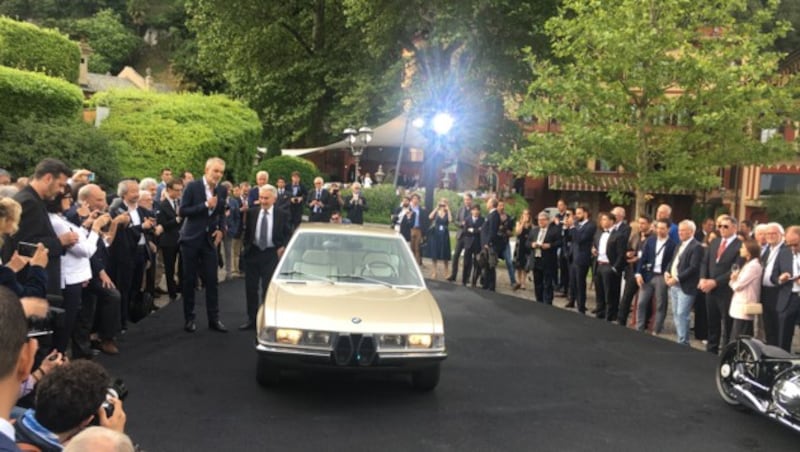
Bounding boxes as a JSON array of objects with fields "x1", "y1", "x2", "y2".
[
  {"x1": 591, "y1": 308, "x2": 600, "y2": 314},
  {"x1": 238, "y1": 321, "x2": 255, "y2": 331},
  {"x1": 209, "y1": 320, "x2": 228, "y2": 333},
  {"x1": 446, "y1": 277, "x2": 455, "y2": 282},
  {"x1": 564, "y1": 301, "x2": 575, "y2": 308},
  {"x1": 184, "y1": 320, "x2": 197, "y2": 333}
]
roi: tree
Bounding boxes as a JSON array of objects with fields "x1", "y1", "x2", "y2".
[
  {"x1": 505, "y1": 0, "x2": 798, "y2": 215},
  {"x1": 63, "y1": 9, "x2": 141, "y2": 74}
]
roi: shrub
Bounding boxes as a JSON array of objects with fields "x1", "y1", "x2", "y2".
[
  {"x1": 90, "y1": 89, "x2": 262, "y2": 181},
  {"x1": 0, "y1": 16, "x2": 80, "y2": 82},
  {"x1": 0, "y1": 66, "x2": 83, "y2": 120},
  {"x1": 254, "y1": 155, "x2": 320, "y2": 186},
  {"x1": 0, "y1": 116, "x2": 121, "y2": 187}
]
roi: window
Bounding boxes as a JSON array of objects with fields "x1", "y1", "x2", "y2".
[{"x1": 760, "y1": 173, "x2": 800, "y2": 196}]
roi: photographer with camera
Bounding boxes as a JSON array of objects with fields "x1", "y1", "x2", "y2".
[
  {"x1": 14, "y1": 360, "x2": 127, "y2": 452},
  {"x1": 427, "y1": 198, "x2": 452, "y2": 279},
  {"x1": 344, "y1": 182, "x2": 367, "y2": 225},
  {"x1": 1, "y1": 197, "x2": 49, "y2": 299}
]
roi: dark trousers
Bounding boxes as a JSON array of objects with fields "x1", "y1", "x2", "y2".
[
  {"x1": 449, "y1": 236, "x2": 466, "y2": 280},
  {"x1": 85, "y1": 279, "x2": 121, "y2": 341},
  {"x1": 693, "y1": 292, "x2": 708, "y2": 340},
  {"x1": 244, "y1": 247, "x2": 279, "y2": 322},
  {"x1": 115, "y1": 247, "x2": 146, "y2": 329},
  {"x1": 482, "y1": 265, "x2": 496, "y2": 291},
  {"x1": 533, "y1": 261, "x2": 555, "y2": 304},
  {"x1": 569, "y1": 263, "x2": 590, "y2": 313},
  {"x1": 462, "y1": 246, "x2": 478, "y2": 286},
  {"x1": 54, "y1": 283, "x2": 83, "y2": 354},
  {"x1": 161, "y1": 245, "x2": 181, "y2": 298},
  {"x1": 761, "y1": 286, "x2": 780, "y2": 346},
  {"x1": 181, "y1": 241, "x2": 220, "y2": 323},
  {"x1": 618, "y1": 267, "x2": 638, "y2": 326},
  {"x1": 706, "y1": 291, "x2": 733, "y2": 353},
  {"x1": 595, "y1": 264, "x2": 621, "y2": 321},
  {"x1": 777, "y1": 293, "x2": 800, "y2": 352},
  {"x1": 730, "y1": 318, "x2": 754, "y2": 343},
  {"x1": 558, "y1": 251, "x2": 569, "y2": 292}
]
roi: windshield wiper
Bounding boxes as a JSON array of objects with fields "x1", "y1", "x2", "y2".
[
  {"x1": 278, "y1": 271, "x2": 334, "y2": 284},
  {"x1": 329, "y1": 274, "x2": 394, "y2": 288}
]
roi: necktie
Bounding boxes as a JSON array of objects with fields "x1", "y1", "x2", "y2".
[
  {"x1": 172, "y1": 199, "x2": 177, "y2": 213},
  {"x1": 258, "y1": 210, "x2": 269, "y2": 250},
  {"x1": 761, "y1": 245, "x2": 770, "y2": 264},
  {"x1": 716, "y1": 238, "x2": 727, "y2": 260}
]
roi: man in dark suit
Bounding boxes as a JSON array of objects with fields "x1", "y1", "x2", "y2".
[
  {"x1": 275, "y1": 177, "x2": 291, "y2": 213},
  {"x1": 247, "y1": 170, "x2": 269, "y2": 208},
  {"x1": 618, "y1": 215, "x2": 651, "y2": 327},
  {"x1": 307, "y1": 177, "x2": 331, "y2": 222},
  {"x1": 344, "y1": 182, "x2": 367, "y2": 225},
  {"x1": 553, "y1": 200, "x2": 570, "y2": 295},
  {"x1": 527, "y1": 211, "x2": 562, "y2": 304},
  {"x1": 480, "y1": 198, "x2": 501, "y2": 291},
  {"x1": 568, "y1": 206, "x2": 597, "y2": 314},
  {"x1": 288, "y1": 171, "x2": 307, "y2": 230},
  {"x1": 447, "y1": 194, "x2": 474, "y2": 283},
  {"x1": 239, "y1": 184, "x2": 292, "y2": 330},
  {"x1": 770, "y1": 225, "x2": 800, "y2": 351},
  {"x1": 695, "y1": 217, "x2": 716, "y2": 243},
  {"x1": 157, "y1": 178, "x2": 184, "y2": 301},
  {"x1": 110, "y1": 180, "x2": 155, "y2": 331},
  {"x1": 179, "y1": 157, "x2": 228, "y2": 333},
  {"x1": 560, "y1": 209, "x2": 575, "y2": 299},
  {"x1": 699, "y1": 214, "x2": 743, "y2": 354},
  {"x1": 1, "y1": 159, "x2": 75, "y2": 296},
  {"x1": 460, "y1": 205, "x2": 484, "y2": 286},
  {"x1": 633, "y1": 219, "x2": 676, "y2": 333},
  {"x1": 665, "y1": 220, "x2": 704, "y2": 345},
  {"x1": 593, "y1": 212, "x2": 627, "y2": 321},
  {"x1": 761, "y1": 222, "x2": 786, "y2": 347}
]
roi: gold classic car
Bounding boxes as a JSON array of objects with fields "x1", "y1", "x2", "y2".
[{"x1": 255, "y1": 223, "x2": 447, "y2": 390}]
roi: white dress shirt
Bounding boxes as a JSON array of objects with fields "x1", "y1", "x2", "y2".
[
  {"x1": 598, "y1": 230, "x2": 610, "y2": 263},
  {"x1": 49, "y1": 213, "x2": 97, "y2": 288}
]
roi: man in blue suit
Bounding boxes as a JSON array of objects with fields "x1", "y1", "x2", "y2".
[
  {"x1": 568, "y1": 205, "x2": 596, "y2": 313},
  {"x1": 634, "y1": 219, "x2": 676, "y2": 333},
  {"x1": 179, "y1": 157, "x2": 228, "y2": 333}
]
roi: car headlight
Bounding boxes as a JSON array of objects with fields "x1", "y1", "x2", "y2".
[
  {"x1": 276, "y1": 328, "x2": 303, "y2": 345},
  {"x1": 407, "y1": 334, "x2": 432, "y2": 348},
  {"x1": 305, "y1": 331, "x2": 332, "y2": 346},
  {"x1": 378, "y1": 334, "x2": 405, "y2": 348}
]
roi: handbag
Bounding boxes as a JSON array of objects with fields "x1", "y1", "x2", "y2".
[{"x1": 743, "y1": 302, "x2": 763, "y2": 315}]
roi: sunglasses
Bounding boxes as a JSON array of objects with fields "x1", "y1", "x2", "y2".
[{"x1": 717, "y1": 224, "x2": 730, "y2": 229}]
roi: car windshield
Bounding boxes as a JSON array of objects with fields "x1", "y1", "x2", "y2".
[{"x1": 276, "y1": 231, "x2": 424, "y2": 287}]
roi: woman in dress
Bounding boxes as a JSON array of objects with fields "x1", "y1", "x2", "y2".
[
  {"x1": 728, "y1": 239, "x2": 762, "y2": 341},
  {"x1": 427, "y1": 198, "x2": 452, "y2": 279},
  {"x1": 513, "y1": 209, "x2": 533, "y2": 290}
]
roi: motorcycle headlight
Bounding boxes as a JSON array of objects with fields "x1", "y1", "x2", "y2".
[
  {"x1": 378, "y1": 334, "x2": 405, "y2": 348},
  {"x1": 407, "y1": 334, "x2": 432, "y2": 348},
  {"x1": 276, "y1": 328, "x2": 303, "y2": 345}
]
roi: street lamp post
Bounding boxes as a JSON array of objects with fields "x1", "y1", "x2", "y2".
[{"x1": 343, "y1": 126, "x2": 373, "y2": 183}]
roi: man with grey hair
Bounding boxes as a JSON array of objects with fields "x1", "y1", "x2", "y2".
[
  {"x1": 655, "y1": 203, "x2": 679, "y2": 243},
  {"x1": 248, "y1": 170, "x2": 269, "y2": 208},
  {"x1": 307, "y1": 176, "x2": 330, "y2": 222},
  {"x1": 762, "y1": 222, "x2": 788, "y2": 347},
  {"x1": 664, "y1": 220, "x2": 703, "y2": 345},
  {"x1": 0, "y1": 168, "x2": 11, "y2": 185},
  {"x1": 63, "y1": 427, "x2": 134, "y2": 452},
  {"x1": 239, "y1": 184, "x2": 291, "y2": 330},
  {"x1": 526, "y1": 210, "x2": 561, "y2": 304}
]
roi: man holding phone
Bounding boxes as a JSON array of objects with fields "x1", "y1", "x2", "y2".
[{"x1": 772, "y1": 225, "x2": 800, "y2": 351}]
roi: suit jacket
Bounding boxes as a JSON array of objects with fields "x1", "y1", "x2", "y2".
[
  {"x1": 275, "y1": 188, "x2": 292, "y2": 210},
  {"x1": 110, "y1": 204, "x2": 152, "y2": 266},
  {"x1": 242, "y1": 205, "x2": 292, "y2": 256},
  {"x1": 571, "y1": 220, "x2": 597, "y2": 268},
  {"x1": 226, "y1": 196, "x2": 243, "y2": 238},
  {"x1": 527, "y1": 223, "x2": 562, "y2": 270},
  {"x1": 454, "y1": 206, "x2": 471, "y2": 240},
  {"x1": 0, "y1": 430, "x2": 19, "y2": 452},
  {"x1": 700, "y1": 236, "x2": 743, "y2": 300},
  {"x1": 344, "y1": 193, "x2": 367, "y2": 224},
  {"x1": 157, "y1": 197, "x2": 181, "y2": 248},
  {"x1": 247, "y1": 186, "x2": 260, "y2": 209},
  {"x1": 462, "y1": 215, "x2": 484, "y2": 252},
  {"x1": 178, "y1": 179, "x2": 227, "y2": 247},
  {"x1": 770, "y1": 244, "x2": 796, "y2": 312},
  {"x1": 307, "y1": 188, "x2": 331, "y2": 222},
  {"x1": 288, "y1": 184, "x2": 307, "y2": 222},
  {"x1": 667, "y1": 239, "x2": 704, "y2": 296},
  {"x1": 605, "y1": 226, "x2": 630, "y2": 273},
  {"x1": 481, "y1": 210, "x2": 501, "y2": 252},
  {"x1": 398, "y1": 208, "x2": 415, "y2": 241},
  {"x1": 635, "y1": 236, "x2": 677, "y2": 283},
  {"x1": 1, "y1": 185, "x2": 64, "y2": 295},
  {"x1": 562, "y1": 226, "x2": 574, "y2": 262}
]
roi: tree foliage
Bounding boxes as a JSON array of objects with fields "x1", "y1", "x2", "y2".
[
  {"x1": 0, "y1": 116, "x2": 121, "y2": 186},
  {"x1": 0, "y1": 65, "x2": 83, "y2": 120},
  {"x1": 59, "y1": 9, "x2": 141, "y2": 74},
  {"x1": 0, "y1": 16, "x2": 80, "y2": 82},
  {"x1": 90, "y1": 89, "x2": 262, "y2": 182},
  {"x1": 505, "y1": 0, "x2": 798, "y2": 214}
]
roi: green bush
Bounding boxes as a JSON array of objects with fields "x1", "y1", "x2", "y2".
[
  {"x1": 254, "y1": 155, "x2": 320, "y2": 186},
  {"x1": 90, "y1": 89, "x2": 262, "y2": 181},
  {"x1": 0, "y1": 16, "x2": 80, "y2": 82},
  {"x1": 0, "y1": 65, "x2": 84, "y2": 120},
  {"x1": 0, "y1": 116, "x2": 121, "y2": 187}
]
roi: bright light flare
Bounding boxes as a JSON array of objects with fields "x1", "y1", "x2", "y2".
[{"x1": 432, "y1": 112, "x2": 454, "y2": 136}]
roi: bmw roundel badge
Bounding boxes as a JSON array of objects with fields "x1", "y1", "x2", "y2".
[{"x1": 351, "y1": 317, "x2": 362, "y2": 324}]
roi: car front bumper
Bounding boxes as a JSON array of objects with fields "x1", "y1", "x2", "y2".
[{"x1": 255, "y1": 342, "x2": 447, "y2": 371}]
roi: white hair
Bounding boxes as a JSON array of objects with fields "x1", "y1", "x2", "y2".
[
  {"x1": 139, "y1": 190, "x2": 152, "y2": 200},
  {"x1": 256, "y1": 170, "x2": 269, "y2": 180},
  {"x1": 63, "y1": 426, "x2": 134, "y2": 452},
  {"x1": 767, "y1": 222, "x2": 785, "y2": 236},
  {"x1": 205, "y1": 157, "x2": 226, "y2": 169},
  {"x1": 679, "y1": 219, "x2": 696, "y2": 233},
  {"x1": 117, "y1": 180, "x2": 138, "y2": 197},
  {"x1": 259, "y1": 184, "x2": 277, "y2": 195},
  {"x1": 754, "y1": 224, "x2": 769, "y2": 233}
]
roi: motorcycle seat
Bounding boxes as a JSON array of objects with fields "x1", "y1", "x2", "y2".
[{"x1": 760, "y1": 344, "x2": 795, "y2": 359}]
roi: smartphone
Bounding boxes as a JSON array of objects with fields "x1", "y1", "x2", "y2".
[
  {"x1": 17, "y1": 241, "x2": 38, "y2": 257},
  {"x1": 88, "y1": 172, "x2": 96, "y2": 182}
]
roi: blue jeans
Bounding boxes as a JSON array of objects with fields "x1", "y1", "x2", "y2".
[
  {"x1": 502, "y1": 243, "x2": 516, "y2": 285},
  {"x1": 670, "y1": 286, "x2": 695, "y2": 346}
]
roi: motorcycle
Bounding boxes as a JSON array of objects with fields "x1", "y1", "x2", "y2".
[{"x1": 716, "y1": 337, "x2": 800, "y2": 433}]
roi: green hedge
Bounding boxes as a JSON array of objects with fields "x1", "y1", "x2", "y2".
[
  {"x1": 254, "y1": 155, "x2": 320, "y2": 186},
  {"x1": 0, "y1": 16, "x2": 80, "y2": 82},
  {"x1": 90, "y1": 89, "x2": 262, "y2": 181},
  {"x1": 0, "y1": 65, "x2": 84, "y2": 120}
]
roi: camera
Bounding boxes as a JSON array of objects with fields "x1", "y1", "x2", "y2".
[
  {"x1": 101, "y1": 378, "x2": 128, "y2": 418},
  {"x1": 27, "y1": 307, "x2": 65, "y2": 338}
]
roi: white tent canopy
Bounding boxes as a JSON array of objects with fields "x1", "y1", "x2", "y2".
[{"x1": 281, "y1": 113, "x2": 429, "y2": 157}]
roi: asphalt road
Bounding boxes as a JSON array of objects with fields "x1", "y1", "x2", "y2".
[{"x1": 100, "y1": 279, "x2": 798, "y2": 451}]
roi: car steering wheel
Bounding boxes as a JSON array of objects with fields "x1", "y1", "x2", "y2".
[{"x1": 362, "y1": 261, "x2": 398, "y2": 277}]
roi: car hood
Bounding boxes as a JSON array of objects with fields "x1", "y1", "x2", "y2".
[{"x1": 266, "y1": 282, "x2": 444, "y2": 335}]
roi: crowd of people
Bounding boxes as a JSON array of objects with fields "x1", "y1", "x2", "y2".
[{"x1": 431, "y1": 196, "x2": 800, "y2": 353}]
